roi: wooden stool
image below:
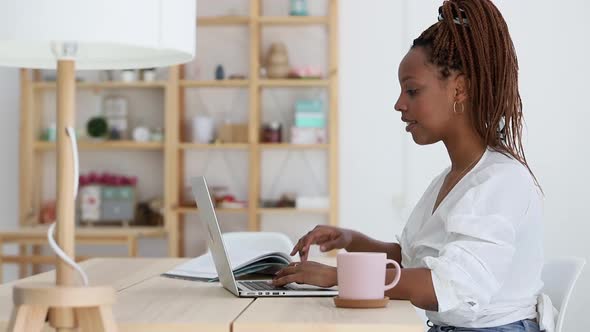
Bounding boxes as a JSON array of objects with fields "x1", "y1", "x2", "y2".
[{"x1": 8, "y1": 284, "x2": 117, "y2": 332}]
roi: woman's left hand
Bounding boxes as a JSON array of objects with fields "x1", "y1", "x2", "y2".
[{"x1": 272, "y1": 261, "x2": 337, "y2": 288}]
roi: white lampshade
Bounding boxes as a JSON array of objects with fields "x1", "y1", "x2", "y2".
[{"x1": 0, "y1": 0, "x2": 196, "y2": 69}]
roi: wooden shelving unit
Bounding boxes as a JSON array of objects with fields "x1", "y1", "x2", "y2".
[
  {"x1": 172, "y1": 0, "x2": 339, "y2": 256},
  {"x1": 34, "y1": 141, "x2": 164, "y2": 151},
  {"x1": 175, "y1": 207, "x2": 248, "y2": 214},
  {"x1": 260, "y1": 143, "x2": 329, "y2": 150},
  {"x1": 178, "y1": 143, "x2": 250, "y2": 150},
  {"x1": 180, "y1": 79, "x2": 249, "y2": 88},
  {"x1": 15, "y1": 0, "x2": 339, "y2": 262},
  {"x1": 258, "y1": 16, "x2": 329, "y2": 25},
  {"x1": 14, "y1": 70, "x2": 172, "y2": 276},
  {"x1": 32, "y1": 81, "x2": 168, "y2": 90},
  {"x1": 258, "y1": 79, "x2": 329, "y2": 87},
  {"x1": 197, "y1": 16, "x2": 250, "y2": 26},
  {"x1": 257, "y1": 208, "x2": 330, "y2": 215}
]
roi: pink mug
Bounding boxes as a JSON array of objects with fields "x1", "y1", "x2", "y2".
[{"x1": 337, "y1": 252, "x2": 401, "y2": 300}]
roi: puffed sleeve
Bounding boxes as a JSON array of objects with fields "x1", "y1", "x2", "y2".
[{"x1": 422, "y1": 163, "x2": 535, "y2": 313}]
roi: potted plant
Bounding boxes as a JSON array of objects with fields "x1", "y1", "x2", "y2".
[{"x1": 86, "y1": 116, "x2": 108, "y2": 140}]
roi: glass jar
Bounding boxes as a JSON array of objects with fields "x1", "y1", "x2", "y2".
[
  {"x1": 262, "y1": 122, "x2": 282, "y2": 143},
  {"x1": 150, "y1": 127, "x2": 164, "y2": 142},
  {"x1": 289, "y1": 0, "x2": 308, "y2": 16}
]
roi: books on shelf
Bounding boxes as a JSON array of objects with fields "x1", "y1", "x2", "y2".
[{"x1": 162, "y1": 248, "x2": 292, "y2": 282}]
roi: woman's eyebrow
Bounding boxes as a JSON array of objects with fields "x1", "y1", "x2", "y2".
[{"x1": 400, "y1": 76, "x2": 416, "y2": 84}]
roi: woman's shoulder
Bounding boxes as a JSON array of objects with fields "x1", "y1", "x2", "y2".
[
  {"x1": 444, "y1": 148, "x2": 543, "y2": 228},
  {"x1": 459, "y1": 148, "x2": 541, "y2": 216},
  {"x1": 474, "y1": 148, "x2": 535, "y2": 188}
]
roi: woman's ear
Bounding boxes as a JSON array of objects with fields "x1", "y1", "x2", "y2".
[{"x1": 454, "y1": 74, "x2": 469, "y2": 103}]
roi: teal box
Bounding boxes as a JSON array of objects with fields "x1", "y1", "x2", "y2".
[
  {"x1": 295, "y1": 112, "x2": 325, "y2": 128},
  {"x1": 101, "y1": 186, "x2": 136, "y2": 221},
  {"x1": 102, "y1": 186, "x2": 136, "y2": 200},
  {"x1": 295, "y1": 100, "x2": 323, "y2": 113}
]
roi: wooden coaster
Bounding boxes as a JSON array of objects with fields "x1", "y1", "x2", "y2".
[{"x1": 333, "y1": 296, "x2": 390, "y2": 308}]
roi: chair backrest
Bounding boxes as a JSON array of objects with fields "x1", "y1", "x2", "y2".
[
  {"x1": 541, "y1": 257, "x2": 586, "y2": 332},
  {"x1": 221, "y1": 232, "x2": 294, "y2": 254}
]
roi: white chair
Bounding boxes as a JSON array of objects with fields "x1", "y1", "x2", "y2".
[
  {"x1": 413, "y1": 257, "x2": 587, "y2": 332},
  {"x1": 541, "y1": 257, "x2": 586, "y2": 332},
  {"x1": 221, "y1": 232, "x2": 295, "y2": 254}
]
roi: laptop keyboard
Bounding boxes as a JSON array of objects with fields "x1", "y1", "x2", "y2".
[{"x1": 240, "y1": 280, "x2": 295, "y2": 291}]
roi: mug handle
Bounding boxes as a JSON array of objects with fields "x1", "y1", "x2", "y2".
[{"x1": 384, "y1": 259, "x2": 401, "y2": 291}]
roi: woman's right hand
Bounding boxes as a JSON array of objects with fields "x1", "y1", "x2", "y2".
[{"x1": 291, "y1": 225, "x2": 354, "y2": 261}]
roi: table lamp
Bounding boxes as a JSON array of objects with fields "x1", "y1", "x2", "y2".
[{"x1": 0, "y1": 1, "x2": 196, "y2": 331}]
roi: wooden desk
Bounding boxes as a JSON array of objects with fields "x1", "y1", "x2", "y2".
[
  {"x1": 0, "y1": 258, "x2": 424, "y2": 332},
  {"x1": 234, "y1": 297, "x2": 423, "y2": 332}
]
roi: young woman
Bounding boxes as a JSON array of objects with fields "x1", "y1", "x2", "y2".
[{"x1": 272, "y1": 1, "x2": 544, "y2": 331}]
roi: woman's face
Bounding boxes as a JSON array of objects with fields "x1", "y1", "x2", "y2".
[{"x1": 394, "y1": 47, "x2": 459, "y2": 145}]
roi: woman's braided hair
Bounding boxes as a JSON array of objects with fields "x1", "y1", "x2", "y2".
[{"x1": 413, "y1": 0, "x2": 540, "y2": 188}]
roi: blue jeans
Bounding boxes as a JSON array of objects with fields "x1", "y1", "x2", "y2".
[{"x1": 427, "y1": 319, "x2": 540, "y2": 332}]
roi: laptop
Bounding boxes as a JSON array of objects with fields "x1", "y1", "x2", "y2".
[{"x1": 191, "y1": 176, "x2": 338, "y2": 297}]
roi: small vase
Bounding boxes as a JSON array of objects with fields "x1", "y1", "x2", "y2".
[
  {"x1": 266, "y1": 43, "x2": 289, "y2": 79},
  {"x1": 215, "y1": 65, "x2": 225, "y2": 80}
]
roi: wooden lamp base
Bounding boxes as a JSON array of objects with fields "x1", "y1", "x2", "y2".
[{"x1": 8, "y1": 283, "x2": 117, "y2": 331}]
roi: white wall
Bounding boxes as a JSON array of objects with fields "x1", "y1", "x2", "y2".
[
  {"x1": 0, "y1": 1, "x2": 588, "y2": 331},
  {"x1": 500, "y1": 1, "x2": 590, "y2": 331},
  {"x1": 0, "y1": 68, "x2": 19, "y2": 281},
  {"x1": 339, "y1": 1, "x2": 590, "y2": 331}
]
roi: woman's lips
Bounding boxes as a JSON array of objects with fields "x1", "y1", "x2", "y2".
[{"x1": 405, "y1": 121, "x2": 417, "y2": 132}]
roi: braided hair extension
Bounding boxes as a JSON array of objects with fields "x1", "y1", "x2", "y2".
[{"x1": 412, "y1": 0, "x2": 540, "y2": 189}]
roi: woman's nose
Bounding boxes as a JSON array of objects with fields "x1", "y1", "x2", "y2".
[{"x1": 394, "y1": 98, "x2": 405, "y2": 113}]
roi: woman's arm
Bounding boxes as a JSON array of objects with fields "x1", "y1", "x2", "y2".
[
  {"x1": 385, "y1": 267, "x2": 438, "y2": 311},
  {"x1": 347, "y1": 231, "x2": 402, "y2": 264}
]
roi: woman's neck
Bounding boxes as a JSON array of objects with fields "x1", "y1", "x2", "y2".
[{"x1": 443, "y1": 128, "x2": 486, "y2": 172}]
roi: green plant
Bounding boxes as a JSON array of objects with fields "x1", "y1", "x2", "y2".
[{"x1": 86, "y1": 117, "x2": 108, "y2": 138}]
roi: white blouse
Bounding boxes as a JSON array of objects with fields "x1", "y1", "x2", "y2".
[{"x1": 399, "y1": 148, "x2": 544, "y2": 328}]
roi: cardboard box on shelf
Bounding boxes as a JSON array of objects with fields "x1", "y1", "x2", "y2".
[{"x1": 218, "y1": 123, "x2": 248, "y2": 143}]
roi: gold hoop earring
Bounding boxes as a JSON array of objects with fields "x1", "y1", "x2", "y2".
[{"x1": 453, "y1": 101, "x2": 464, "y2": 114}]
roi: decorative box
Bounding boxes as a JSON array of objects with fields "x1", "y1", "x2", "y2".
[
  {"x1": 79, "y1": 185, "x2": 101, "y2": 221},
  {"x1": 295, "y1": 100, "x2": 323, "y2": 113},
  {"x1": 294, "y1": 99, "x2": 325, "y2": 128},
  {"x1": 290, "y1": 127, "x2": 327, "y2": 144},
  {"x1": 101, "y1": 186, "x2": 136, "y2": 222},
  {"x1": 77, "y1": 172, "x2": 138, "y2": 225},
  {"x1": 295, "y1": 112, "x2": 325, "y2": 128}
]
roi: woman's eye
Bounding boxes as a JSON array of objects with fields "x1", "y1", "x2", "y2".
[{"x1": 406, "y1": 89, "x2": 418, "y2": 97}]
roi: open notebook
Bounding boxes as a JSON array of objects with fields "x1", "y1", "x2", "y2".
[{"x1": 162, "y1": 248, "x2": 292, "y2": 282}]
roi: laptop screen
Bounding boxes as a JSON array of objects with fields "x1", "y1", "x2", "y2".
[{"x1": 190, "y1": 176, "x2": 240, "y2": 295}]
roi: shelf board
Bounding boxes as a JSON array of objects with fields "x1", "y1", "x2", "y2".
[
  {"x1": 176, "y1": 206, "x2": 248, "y2": 214},
  {"x1": 180, "y1": 80, "x2": 249, "y2": 88},
  {"x1": 195, "y1": 16, "x2": 328, "y2": 26},
  {"x1": 197, "y1": 16, "x2": 250, "y2": 26},
  {"x1": 181, "y1": 79, "x2": 327, "y2": 88},
  {"x1": 35, "y1": 141, "x2": 164, "y2": 151},
  {"x1": 74, "y1": 226, "x2": 167, "y2": 238},
  {"x1": 35, "y1": 142, "x2": 329, "y2": 151},
  {"x1": 178, "y1": 207, "x2": 327, "y2": 214},
  {"x1": 33, "y1": 81, "x2": 167, "y2": 90},
  {"x1": 0, "y1": 225, "x2": 167, "y2": 238},
  {"x1": 259, "y1": 79, "x2": 329, "y2": 87},
  {"x1": 257, "y1": 208, "x2": 330, "y2": 214},
  {"x1": 260, "y1": 143, "x2": 328, "y2": 150},
  {"x1": 259, "y1": 16, "x2": 329, "y2": 25},
  {"x1": 179, "y1": 143, "x2": 249, "y2": 150}
]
